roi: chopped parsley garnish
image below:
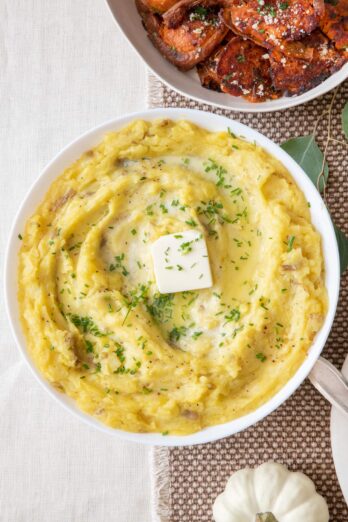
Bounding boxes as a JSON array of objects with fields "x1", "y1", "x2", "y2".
[
  {"x1": 191, "y1": 6, "x2": 208, "y2": 19},
  {"x1": 205, "y1": 158, "x2": 229, "y2": 188},
  {"x1": 227, "y1": 127, "x2": 237, "y2": 138},
  {"x1": 146, "y1": 205, "x2": 154, "y2": 216},
  {"x1": 256, "y1": 352, "x2": 267, "y2": 362},
  {"x1": 259, "y1": 3, "x2": 277, "y2": 16},
  {"x1": 232, "y1": 325, "x2": 244, "y2": 338},
  {"x1": 209, "y1": 229, "x2": 218, "y2": 239},
  {"x1": 197, "y1": 200, "x2": 231, "y2": 225},
  {"x1": 224, "y1": 308, "x2": 241, "y2": 324},
  {"x1": 169, "y1": 326, "x2": 187, "y2": 343},
  {"x1": 198, "y1": 199, "x2": 222, "y2": 217},
  {"x1": 287, "y1": 235, "x2": 295, "y2": 252},
  {"x1": 192, "y1": 331, "x2": 203, "y2": 340},
  {"x1": 147, "y1": 293, "x2": 174, "y2": 323},
  {"x1": 232, "y1": 207, "x2": 248, "y2": 224},
  {"x1": 18, "y1": 233, "x2": 23, "y2": 240},
  {"x1": 142, "y1": 386, "x2": 153, "y2": 394},
  {"x1": 179, "y1": 240, "x2": 194, "y2": 255},
  {"x1": 131, "y1": 228, "x2": 137, "y2": 235},
  {"x1": 114, "y1": 343, "x2": 126, "y2": 363},
  {"x1": 114, "y1": 359, "x2": 140, "y2": 375},
  {"x1": 185, "y1": 218, "x2": 198, "y2": 227},
  {"x1": 68, "y1": 241, "x2": 82, "y2": 251},
  {"x1": 259, "y1": 297, "x2": 269, "y2": 311},
  {"x1": 85, "y1": 340, "x2": 94, "y2": 353},
  {"x1": 237, "y1": 54, "x2": 245, "y2": 63},
  {"x1": 123, "y1": 283, "x2": 150, "y2": 325},
  {"x1": 160, "y1": 204, "x2": 168, "y2": 214},
  {"x1": 109, "y1": 253, "x2": 129, "y2": 277},
  {"x1": 69, "y1": 315, "x2": 106, "y2": 337},
  {"x1": 189, "y1": 5, "x2": 218, "y2": 24}
]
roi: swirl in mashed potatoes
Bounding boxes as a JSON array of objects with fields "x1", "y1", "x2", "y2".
[{"x1": 18, "y1": 120, "x2": 327, "y2": 435}]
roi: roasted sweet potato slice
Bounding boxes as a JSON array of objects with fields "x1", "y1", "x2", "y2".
[
  {"x1": 136, "y1": 0, "x2": 229, "y2": 70},
  {"x1": 320, "y1": 0, "x2": 348, "y2": 50},
  {"x1": 197, "y1": 41, "x2": 228, "y2": 90},
  {"x1": 215, "y1": 36, "x2": 281, "y2": 101},
  {"x1": 221, "y1": 8, "x2": 310, "y2": 59},
  {"x1": 222, "y1": 0, "x2": 324, "y2": 50},
  {"x1": 140, "y1": 0, "x2": 180, "y2": 13},
  {"x1": 269, "y1": 30, "x2": 346, "y2": 94},
  {"x1": 163, "y1": 0, "x2": 230, "y2": 27}
]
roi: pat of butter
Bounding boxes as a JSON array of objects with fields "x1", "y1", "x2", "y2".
[{"x1": 151, "y1": 231, "x2": 213, "y2": 294}]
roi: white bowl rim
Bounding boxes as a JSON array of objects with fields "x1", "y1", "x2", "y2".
[
  {"x1": 104, "y1": 0, "x2": 348, "y2": 113},
  {"x1": 4, "y1": 108, "x2": 341, "y2": 446}
]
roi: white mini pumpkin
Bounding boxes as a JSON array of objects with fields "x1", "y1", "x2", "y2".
[{"x1": 213, "y1": 462, "x2": 329, "y2": 522}]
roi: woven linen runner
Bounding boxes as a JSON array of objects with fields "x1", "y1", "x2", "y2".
[{"x1": 148, "y1": 74, "x2": 348, "y2": 522}]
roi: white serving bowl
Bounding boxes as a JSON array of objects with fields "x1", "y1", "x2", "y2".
[
  {"x1": 105, "y1": 0, "x2": 348, "y2": 113},
  {"x1": 5, "y1": 109, "x2": 340, "y2": 446}
]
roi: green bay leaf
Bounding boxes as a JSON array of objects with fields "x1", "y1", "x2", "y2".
[
  {"x1": 342, "y1": 101, "x2": 348, "y2": 139},
  {"x1": 334, "y1": 224, "x2": 348, "y2": 275},
  {"x1": 281, "y1": 135, "x2": 347, "y2": 274},
  {"x1": 281, "y1": 135, "x2": 329, "y2": 192}
]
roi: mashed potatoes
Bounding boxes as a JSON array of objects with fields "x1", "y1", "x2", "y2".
[{"x1": 18, "y1": 119, "x2": 327, "y2": 435}]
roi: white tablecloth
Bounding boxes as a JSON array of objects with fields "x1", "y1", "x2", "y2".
[{"x1": 0, "y1": 1, "x2": 153, "y2": 520}]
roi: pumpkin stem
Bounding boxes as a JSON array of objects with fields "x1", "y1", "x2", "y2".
[{"x1": 255, "y1": 513, "x2": 278, "y2": 522}]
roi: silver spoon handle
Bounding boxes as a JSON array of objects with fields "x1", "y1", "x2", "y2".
[{"x1": 309, "y1": 357, "x2": 348, "y2": 417}]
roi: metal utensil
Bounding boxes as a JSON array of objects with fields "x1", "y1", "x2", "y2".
[{"x1": 309, "y1": 357, "x2": 348, "y2": 416}]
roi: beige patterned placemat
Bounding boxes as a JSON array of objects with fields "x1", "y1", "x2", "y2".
[{"x1": 148, "y1": 74, "x2": 348, "y2": 522}]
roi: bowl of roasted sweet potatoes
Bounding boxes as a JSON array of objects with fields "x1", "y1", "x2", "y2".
[{"x1": 105, "y1": 0, "x2": 348, "y2": 112}]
